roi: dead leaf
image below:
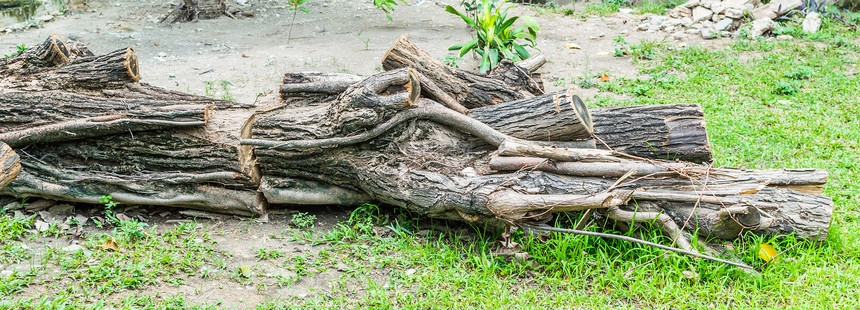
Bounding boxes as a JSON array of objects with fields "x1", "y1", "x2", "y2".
[
  {"x1": 34, "y1": 220, "x2": 50, "y2": 232},
  {"x1": 100, "y1": 238, "x2": 119, "y2": 251},
  {"x1": 758, "y1": 244, "x2": 778, "y2": 262},
  {"x1": 238, "y1": 265, "x2": 252, "y2": 278},
  {"x1": 564, "y1": 42, "x2": 582, "y2": 49},
  {"x1": 600, "y1": 74, "x2": 610, "y2": 82},
  {"x1": 115, "y1": 213, "x2": 132, "y2": 222}
]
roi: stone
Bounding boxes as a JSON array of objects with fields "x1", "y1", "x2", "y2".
[
  {"x1": 723, "y1": 0, "x2": 756, "y2": 10},
  {"x1": 776, "y1": 34, "x2": 794, "y2": 40},
  {"x1": 725, "y1": 8, "x2": 745, "y2": 19},
  {"x1": 2, "y1": 201, "x2": 22, "y2": 212},
  {"x1": 692, "y1": 7, "x2": 714, "y2": 23},
  {"x1": 685, "y1": 28, "x2": 701, "y2": 34},
  {"x1": 650, "y1": 16, "x2": 668, "y2": 25},
  {"x1": 752, "y1": 0, "x2": 802, "y2": 20},
  {"x1": 715, "y1": 18, "x2": 734, "y2": 31},
  {"x1": 681, "y1": 0, "x2": 700, "y2": 8},
  {"x1": 672, "y1": 31, "x2": 686, "y2": 40},
  {"x1": 35, "y1": 15, "x2": 54, "y2": 22},
  {"x1": 802, "y1": 12, "x2": 822, "y2": 33},
  {"x1": 711, "y1": 2, "x2": 726, "y2": 14},
  {"x1": 619, "y1": 8, "x2": 634, "y2": 14},
  {"x1": 680, "y1": 17, "x2": 694, "y2": 27},
  {"x1": 48, "y1": 204, "x2": 74, "y2": 216},
  {"x1": 750, "y1": 18, "x2": 777, "y2": 37},
  {"x1": 638, "y1": 23, "x2": 651, "y2": 31},
  {"x1": 669, "y1": 6, "x2": 692, "y2": 18},
  {"x1": 701, "y1": 27, "x2": 719, "y2": 39}
]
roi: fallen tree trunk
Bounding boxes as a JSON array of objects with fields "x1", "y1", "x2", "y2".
[
  {"x1": 382, "y1": 33, "x2": 544, "y2": 108},
  {"x1": 2, "y1": 35, "x2": 833, "y2": 250},
  {"x1": 160, "y1": 0, "x2": 228, "y2": 24},
  {"x1": 0, "y1": 143, "x2": 20, "y2": 190},
  {"x1": 242, "y1": 68, "x2": 833, "y2": 245},
  {"x1": 0, "y1": 35, "x2": 264, "y2": 216}
]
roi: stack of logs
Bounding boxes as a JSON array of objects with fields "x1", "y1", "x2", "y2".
[{"x1": 0, "y1": 34, "x2": 832, "y2": 252}]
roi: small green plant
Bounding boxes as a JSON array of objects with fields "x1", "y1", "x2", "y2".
[
  {"x1": 786, "y1": 66, "x2": 813, "y2": 80},
  {"x1": 99, "y1": 195, "x2": 118, "y2": 223},
  {"x1": 439, "y1": 55, "x2": 463, "y2": 68},
  {"x1": 446, "y1": 0, "x2": 540, "y2": 73},
  {"x1": 363, "y1": 38, "x2": 372, "y2": 50},
  {"x1": 4, "y1": 44, "x2": 27, "y2": 58},
  {"x1": 287, "y1": 0, "x2": 311, "y2": 44},
  {"x1": 374, "y1": 0, "x2": 407, "y2": 21},
  {"x1": 255, "y1": 248, "x2": 285, "y2": 260},
  {"x1": 613, "y1": 36, "x2": 661, "y2": 61},
  {"x1": 291, "y1": 212, "x2": 316, "y2": 229},
  {"x1": 774, "y1": 81, "x2": 799, "y2": 95}
]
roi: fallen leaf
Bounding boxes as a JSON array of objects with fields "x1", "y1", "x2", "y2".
[
  {"x1": 238, "y1": 265, "x2": 251, "y2": 278},
  {"x1": 564, "y1": 42, "x2": 582, "y2": 49},
  {"x1": 100, "y1": 238, "x2": 119, "y2": 251},
  {"x1": 758, "y1": 244, "x2": 778, "y2": 262},
  {"x1": 600, "y1": 74, "x2": 610, "y2": 82},
  {"x1": 34, "y1": 220, "x2": 50, "y2": 232},
  {"x1": 115, "y1": 213, "x2": 132, "y2": 222}
]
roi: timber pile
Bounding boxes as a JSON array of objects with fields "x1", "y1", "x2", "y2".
[{"x1": 0, "y1": 34, "x2": 833, "y2": 254}]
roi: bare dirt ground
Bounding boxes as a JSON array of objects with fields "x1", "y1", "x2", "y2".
[{"x1": 0, "y1": 0, "x2": 735, "y2": 307}]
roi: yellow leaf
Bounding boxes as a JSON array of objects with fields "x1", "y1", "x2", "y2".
[
  {"x1": 758, "y1": 244, "x2": 778, "y2": 262},
  {"x1": 238, "y1": 265, "x2": 251, "y2": 278},
  {"x1": 100, "y1": 238, "x2": 119, "y2": 251}
]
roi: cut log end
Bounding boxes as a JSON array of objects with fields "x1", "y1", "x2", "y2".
[
  {"x1": 0, "y1": 143, "x2": 21, "y2": 190},
  {"x1": 565, "y1": 89, "x2": 594, "y2": 136},
  {"x1": 125, "y1": 48, "x2": 141, "y2": 82}
]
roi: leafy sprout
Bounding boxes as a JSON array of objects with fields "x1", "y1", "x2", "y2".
[
  {"x1": 287, "y1": 0, "x2": 311, "y2": 44},
  {"x1": 445, "y1": 0, "x2": 540, "y2": 73}
]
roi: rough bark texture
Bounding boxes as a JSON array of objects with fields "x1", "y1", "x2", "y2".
[
  {"x1": 2, "y1": 35, "x2": 834, "y2": 247},
  {"x1": 0, "y1": 35, "x2": 263, "y2": 215},
  {"x1": 382, "y1": 33, "x2": 542, "y2": 108},
  {"x1": 0, "y1": 143, "x2": 20, "y2": 190},
  {"x1": 591, "y1": 104, "x2": 713, "y2": 163},
  {"x1": 469, "y1": 89, "x2": 593, "y2": 142},
  {"x1": 160, "y1": 0, "x2": 227, "y2": 24},
  {"x1": 243, "y1": 67, "x2": 833, "y2": 243}
]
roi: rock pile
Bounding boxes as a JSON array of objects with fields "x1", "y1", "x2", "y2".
[{"x1": 637, "y1": 0, "x2": 809, "y2": 40}]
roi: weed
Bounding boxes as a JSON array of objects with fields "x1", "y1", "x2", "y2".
[
  {"x1": 287, "y1": 0, "x2": 311, "y2": 44},
  {"x1": 256, "y1": 248, "x2": 285, "y2": 260},
  {"x1": 614, "y1": 36, "x2": 663, "y2": 61},
  {"x1": 439, "y1": 55, "x2": 463, "y2": 68},
  {"x1": 773, "y1": 80, "x2": 799, "y2": 95},
  {"x1": 363, "y1": 38, "x2": 372, "y2": 50},
  {"x1": 3, "y1": 44, "x2": 26, "y2": 58},
  {"x1": 290, "y1": 212, "x2": 316, "y2": 229},
  {"x1": 446, "y1": 0, "x2": 540, "y2": 72},
  {"x1": 374, "y1": 0, "x2": 407, "y2": 20}
]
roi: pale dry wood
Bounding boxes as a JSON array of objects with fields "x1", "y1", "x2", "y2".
[
  {"x1": 0, "y1": 143, "x2": 21, "y2": 190},
  {"x1": 382, "y1": 33, "x2": 541, "y2": 108}
]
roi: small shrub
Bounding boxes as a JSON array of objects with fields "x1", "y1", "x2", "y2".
[
  {"x1": 446, "y1": 0, "x2": 540, "y2": 72},
  {"x1": 291, "y1": 212, "x2": 316, "y2": 229}
]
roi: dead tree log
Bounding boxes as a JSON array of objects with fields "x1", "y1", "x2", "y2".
[
  {"x1": 160, "y1": 0, "x2": 228, "y2": 24},
  {"x1": 591, "y1": 104, "x2": 712, "y2": 163},
  {"x1": 242, "y1": 69, "x2": 832, "y2": 246},
  {"x1": 0, "y1": 143, "x2": 20, "y2": 190},
  {"x1": 382, "y1": 33, "x2": 544, "y2": 108},
  {"x1": 0, "y1": 35, "x2": 264, "y2": 216}
]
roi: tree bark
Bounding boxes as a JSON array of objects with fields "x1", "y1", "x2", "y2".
[
  {"x1": 0, "y1": 143, "x2": 20, "y2": 190},
  {"x1": 382, "y1": 33, "x2": 543, "y2": 108},
  {"x1": 242, "y1": 68, "x2": 833, "y2": 243},
  {"x1": 0, "y1": 35, "x2": 263, "y2": 216},
  {"x1": 2, "y1": 35, "x2": 833, "y2": 247}
]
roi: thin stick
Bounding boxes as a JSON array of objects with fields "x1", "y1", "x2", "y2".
[{"x1": 520, "y1": 223, "x2": 755, "y2": 270}]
